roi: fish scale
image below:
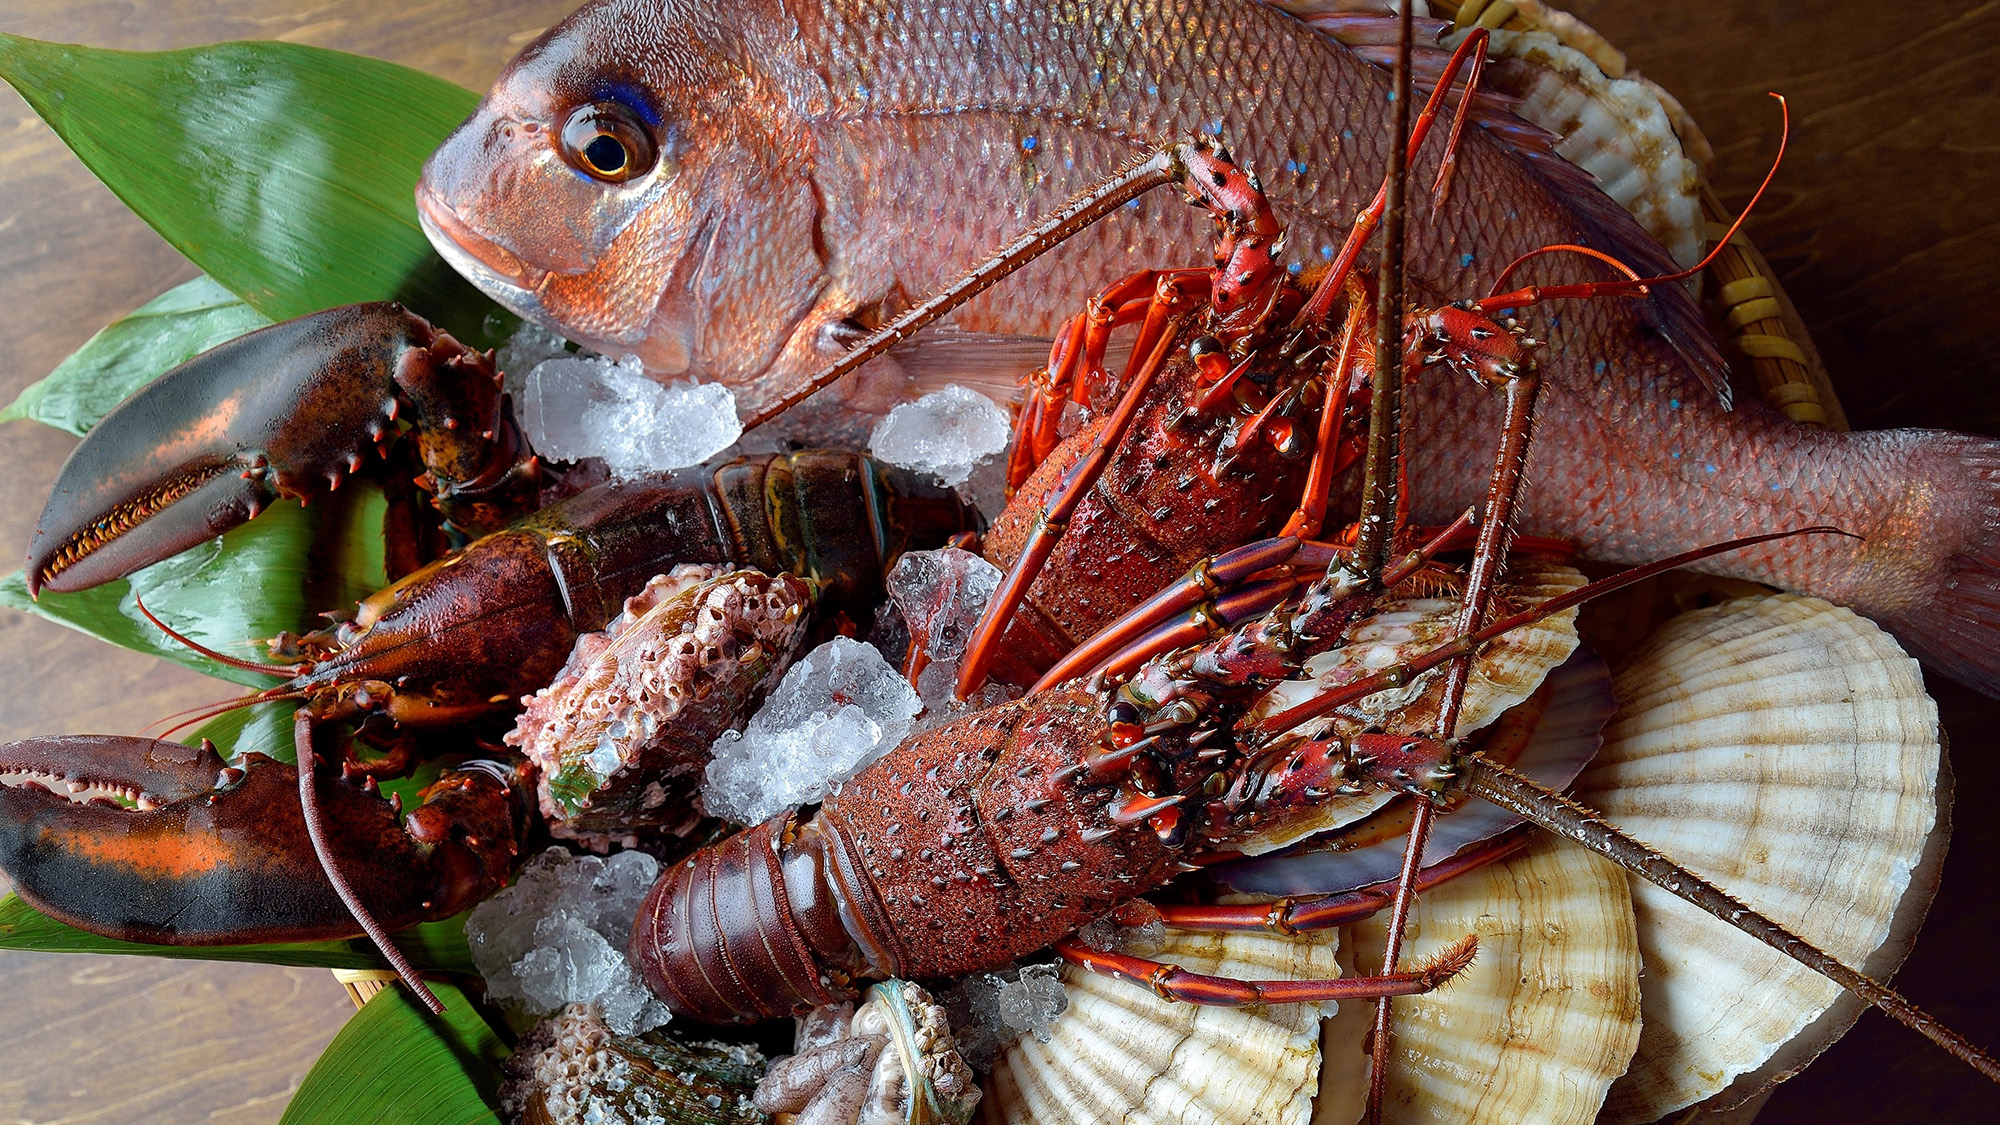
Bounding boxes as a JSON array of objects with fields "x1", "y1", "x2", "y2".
[{"x1": 418, "y1": 0, "x2": 2000, "y2": 695}]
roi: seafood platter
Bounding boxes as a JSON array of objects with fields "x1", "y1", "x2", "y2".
[{"x1": 0, "y1": 0, "x2": 1994, "y2": 1121}]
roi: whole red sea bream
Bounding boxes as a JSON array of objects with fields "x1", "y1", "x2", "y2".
[{"x1": 415, "y1": 0, "x2": 2000, "y2": 694}]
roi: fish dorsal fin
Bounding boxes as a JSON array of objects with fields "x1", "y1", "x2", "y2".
[{"x1": 1263, "y1": 0, "x2": 1730, "y2": 403}]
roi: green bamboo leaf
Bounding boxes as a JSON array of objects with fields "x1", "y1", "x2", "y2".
[
  {"x1": 0, "y1": 34, "x2": 504, "y2": 341},
  {"x1": 283, "y1": 979, "x2": 507, "y2": 1125},
  {"x1": 0, "y1": 894, "x2": 476, "y2": 975},
  {"x1": 0, "y1": 483, "x2": 388, "y2": 687},
  {"x1": 0, "y1": 276, "x2": 273, "y2": 436}
]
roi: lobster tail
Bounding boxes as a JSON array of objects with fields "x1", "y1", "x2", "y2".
[{"x1": 630, "y1": 817, "x2": 868, "y2": 1024}]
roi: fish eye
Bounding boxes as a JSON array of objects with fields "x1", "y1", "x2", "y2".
[{"x1": 560, "y1": 102, "x2": 657, "y2": 183}]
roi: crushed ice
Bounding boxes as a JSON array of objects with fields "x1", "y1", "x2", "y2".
[
  {"x1": 519, "y1": 353, "x2": 742, "y2": 475},
  {"x1": 882, "y1": 548, "x2": 1019, "y2": 728},
  {"x1": 493, "y1": 319, "x2": 574, "y2": 401},
  {"x1": 938, "y1": 964, "x2": 1069, "y2": 1070},
  {"x1": 868, "y1": 384, "x2": 1012, "y2": 488},
  {"x1": 465, "y1": 847, "x2": 672, "y2": 1035},
  {"x1": 703, "y1": 636, "x2": 922, "y2": 825}
]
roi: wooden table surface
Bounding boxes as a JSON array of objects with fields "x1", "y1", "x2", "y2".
[{"x1": 0, "y1": 1, "x2": 1994, "y2": 1121}]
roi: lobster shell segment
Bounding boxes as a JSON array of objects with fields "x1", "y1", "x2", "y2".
[{"x1": 631, "y1": 688, "x2": 1192, "y2": 1023}]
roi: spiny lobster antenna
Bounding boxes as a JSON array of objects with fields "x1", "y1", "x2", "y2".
[
  {"x1": 746, "y1": 143, "x2": 1220, "y2": 430},
  {"x1": 1351, "y1": 1, "x2": 1418, "y2": 587}
]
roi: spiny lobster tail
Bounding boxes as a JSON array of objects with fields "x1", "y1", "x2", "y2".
[{"x1": 629, "y1": 817, "x2": 859, "y2": 1024}]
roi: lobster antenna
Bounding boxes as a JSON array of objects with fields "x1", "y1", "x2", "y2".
[
  {"x1": 134, "y1": 594, "x2": 305, "y2": 677},
  {"x1": 1351, "y1": 3, "x2": 1416, "y2": 585},
  {"x1": 1256, "y1": 525, "x2": 1858, "y2": 738},
  {"x1": 746, "y1": 146, "x2": 1195, "y2": 430},
  {"x1": 148, "y1": 687, "x2": 308, "y2": 740},
  {"x1": 1459, "y1": 753, "x2": 2000, "y2": 1084},
  {"x1": 293, "y1": 711, "x2": 444, "y2": 1015}
]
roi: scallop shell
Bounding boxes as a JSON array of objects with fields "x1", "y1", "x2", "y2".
[
  {"x1": 1220, "y1": 647, "x2": 1615, "y2": 896},
  {"x1": 1241, "y1": 559, "x2": 1586, "y2": 854},
  {"x1": 1572, "y1": 594, "x2": 1942, "y2": 1122},
  {"x1": 1449, "y1": 25, "x2": 1706, "y2": 269},
  {"x1": 981, "y1": 927, "x2": 1338, "y2": 1125},
  {"x1": 1314, "y1": 836, "x2": 1642, "y2": 1125}
]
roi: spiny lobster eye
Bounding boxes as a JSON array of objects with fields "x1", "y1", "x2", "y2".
[{"x1": 560, "y1": 102, "x2": 656, "y2": 183}]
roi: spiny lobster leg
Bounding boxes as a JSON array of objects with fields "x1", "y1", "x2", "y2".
[
  {"x1": 1349, "y1": 739, "x2": 2000, "y2": 1085},
  {"x1": 955, "y1": 311, "x2": 1190, "y2": 699},
  {"x1": 0, "y1": 732, "x2": 528, "y2": 948},
  {"x1": 1051, "y1": 931, "x2": 1477, "y2": 1007},
  {"x1": 1294, "y1": 28, "x2": 1493, "y2": 329},
  {"x1": 1009, "y1": 270, "x2": 1191, "y2": 492},
  {"x1": 26, "y1": 302, "x2": 539, "y2": 595}
]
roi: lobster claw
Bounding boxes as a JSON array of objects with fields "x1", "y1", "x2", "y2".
[
  {"x1": 25, "y1": 302, "x2": 535, "y2": 595},
  {"x1": 0, "y1": 734, "x2": 528, "y2": 944}
]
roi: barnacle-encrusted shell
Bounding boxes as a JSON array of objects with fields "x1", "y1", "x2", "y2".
[
  {"x1": 1242, "y1": 559, "x2": 1586, "y2": 853},
  {"x1": 505, "y1": 565, "x2": 812, "y2": 848},
  {"x1": 982, "y1": 928, "x2": 1336, "y2": 1125},
  {"x1": 499, "y1": 1002, "x2": 766, "y2": 1125},
  {"x1": 758, "y1": 980, "x2": 981, "y2": 1125},
  {"x1": 1573, "y1": 595, "x2": 1942, "y2": 1122},
  {"x1": 1315, "y1": 836, "x2": 1642, "y2": 1125}
]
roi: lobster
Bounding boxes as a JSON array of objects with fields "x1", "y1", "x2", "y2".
[{"x1": 0, "y1": 440, "x2": 976, "y2": 1005}]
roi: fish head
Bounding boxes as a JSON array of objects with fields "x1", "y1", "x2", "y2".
[{"x1": 417, "y1": 0, "x2": 829, "y2": 398}]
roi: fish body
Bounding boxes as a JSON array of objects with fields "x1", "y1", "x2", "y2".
[{"x1": 417, "y1": 0, "x2": 2000, "y2": 693}]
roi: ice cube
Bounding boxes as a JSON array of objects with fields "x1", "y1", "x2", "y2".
[
  {"x1": 883, "y1": 548, "x2": 1020, "y2": 728},
  {"x1": 495, "y1": 320, "x2": 573, "y2": 402},
  {"x1": 464, "y1": 847, "x2": 672, "y2": 1035},
  {"x1": 519, "y1": 353, "x2": 741, "y2": 474},
  {"x1": 996, "y1": 964, "x2": 1068, "y2": 1044},
  {"x1": 702, "y1": 636, "x2": 921, "y2": 825},
  {"x1": 868, "y1": 384, "x2": 1012, "y2": 487}
]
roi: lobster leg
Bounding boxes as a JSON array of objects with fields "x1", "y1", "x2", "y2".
[
  {"x1": 1050, "y1": 930, "x2": 1477, "y2": 1007},
  {"x1": 26, "y1": 302, "x2": 541, "y2": 595},
  {"x1": 1156, "y1": 826, "x2": 1535, "y2": 934},
  {"x1": 1294, "y1": 28, "x2": 1493, "y2": 328},
  {"x1": 0, "y1": 732, "x2": 528, "y2": 948},
  {"x1": 956, "y1": 311, "x2": 1190, "y2": 698}
]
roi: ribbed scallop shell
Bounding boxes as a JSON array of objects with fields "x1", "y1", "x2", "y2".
[
  {"x1": 1452, "y1": 25, "x2": 1706, "y2": 268},
  {"x1": 1314, "y1": 836, "x2": 1641, "y2": 1125},
  {"x1": 1572, "y1": 595, "x2": 1941, "y2": 1122},
  {"x1": 1242, "y1": 559, "x2": 1586, "y2": 854},
  {"x1": 982, "y1": 927, "x2": 1337, "y2": 1125}
]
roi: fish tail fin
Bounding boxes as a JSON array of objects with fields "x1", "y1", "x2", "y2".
[{"x1": 1877, "y1": 435, "x2": 2000, "y2": 698}]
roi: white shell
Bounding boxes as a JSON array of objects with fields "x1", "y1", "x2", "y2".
[
  {"x1": 1242, "y1": 559, "x2": 1586, "y2": 854},
  {"x1": 1573, "y1": 595, "x2": 1941, "y2": 1122},
  {"x1": 982, "y1": 927, "x2": 1337, "y2": 1125},
  {"x1": 1315, "y1": 836, "x2": 1642, "y2": 1124},
  {"x1": 1449, "y1": 25, "x2": 1707, "y2": 269}
]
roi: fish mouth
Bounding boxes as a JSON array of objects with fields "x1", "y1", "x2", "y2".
[{"x1": 415, "y1": 186, "x2": 549, "y2": 303}]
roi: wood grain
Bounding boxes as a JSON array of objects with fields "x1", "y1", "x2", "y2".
[{"x1": 1, "y1": 1, "x2": 1994, "y2": 1122}]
